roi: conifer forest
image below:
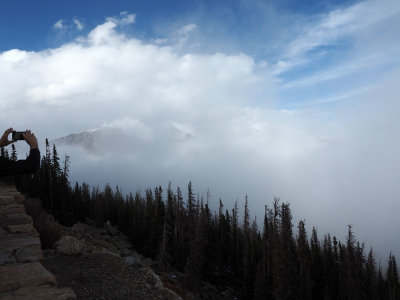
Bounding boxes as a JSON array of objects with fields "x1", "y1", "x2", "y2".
[{"x1": 2, "y1": 140, "x2": 400, "y2": 300}]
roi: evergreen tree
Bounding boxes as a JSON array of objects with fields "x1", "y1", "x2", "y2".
[
  {"x1": 366, "y1": 247, "x2": 378, "y2": 300},
  {"x1": 158, "y1": 183, "x2": 174, "y2": 270},
  {"x1": 10, "y1": 144, "x2": 17, "y2": 161},
  {"x1": 13, "y1": 142, "x2": 397, "y2": 300},
  {"x1": 387, "y1": 253, "x2": 400, "y2": 300},
  {"x1": 254, "y1": 206, "x2": 274, "y2": 299},
  {"x1": 310, "y1": 227, "x2": 324, "y2": 300},
  {"x1": 297, "y1": 220, "x2": 312, "y2": 300}
]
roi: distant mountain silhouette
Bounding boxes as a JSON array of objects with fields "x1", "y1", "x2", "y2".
[{"x1": 51, "y1": 124, "x2": 195, "y2": 154}]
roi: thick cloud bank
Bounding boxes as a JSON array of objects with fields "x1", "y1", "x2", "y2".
[{"x1": 1, "y1": 10, "x2": 399, "y2": 260}]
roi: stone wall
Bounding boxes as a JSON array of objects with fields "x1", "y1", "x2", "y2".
[{"x1": 0, "y1": 185, "x2": 76, "y2": 299}]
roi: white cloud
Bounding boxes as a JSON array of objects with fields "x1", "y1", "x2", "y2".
[
  {"x1": 120, "y1": 13, "x2": 135, "y2": 25},
  {"x1": 106, "y1": 12, "x2": 136, "y2": 27},
  {"x1": 152, "y1": 23, "x2": 198, "y2": 48},
  {"x1": 275, "y1": 0, "x2": 400, "y2": 78},
  {"x1": 177, "y1": 24, "x2": 197, "y2": 35},
  {"x1": 73, "y1": 18, "x2": 84, "y2": 30},
  {"x1": 53, "y1": 19, "x2": 64, "y2": 30},
  {"x1": 1, "y1": 49, "x2": 29, "y2": 63},
  {"x1": 1, "y1": 11, "x2": 399, "y2": 260}
]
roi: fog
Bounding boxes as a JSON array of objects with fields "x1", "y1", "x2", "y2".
[{"x1": 1, "y1": 4, "x2": 399, "y2": 261}]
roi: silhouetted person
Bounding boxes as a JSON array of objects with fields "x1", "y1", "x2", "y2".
[{"x1": 0, "y1": 128, "x2": 40, "y2": 177}]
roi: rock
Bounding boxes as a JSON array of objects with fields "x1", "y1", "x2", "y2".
[
  {"x1": 142, "y1": 257, "x2": 155, "y2": 267},
  {"x1": 132, "y1": 251, "x2": 144, "y2": 261},
  {"x1": 15, "y1": 194, "x2": 25, "y2": 204},
  {"x1": 137, "y1": 268, "x2": 183, "y2": 300},
  {"x1": 120, "y1": 248, "x2": 135, "y2": 257},
  {"x1": 104, "y1": 220, "x2": 119, "y2": 236},
  {"x1": 6, "y1": 224, "x2": 35, "y2": 234},
  {"x1": 0, "y1": 284, "x2": 76, "y2": 300},
  {"x1": 71, "y1": 222, "x2": 87, "y2": 232},
  {"x1": 0, "y1": 185, "x2": 17, "y2": 191},
  {"x1": 0, "y1": 193, "x2": 24, "y2": 204},
  {"x1": 42, "y1": 253, "x2": 181, "y2": 300},
  {"x1": 112, "y1": 239, "x2": 134, "y2": 257},
  {"x1": 0, "y1": 262, "x2": 56, "y2": 293},
  {"x1": 0, "y1": 233, "x2": 42, "y2": 265},
  {"x1": 92, "y1": 239, "x2": 121, "y2": 255},
  {"x1": 0, "y1": 227, "x2": 7, "y2": 235},
  {"x1": 124, "y1": 256, "x2": 143, "y2": 266},
  {"x1": 0, "y1": 204, "x2": 25, "y2": 215},
  {"x1": 2, "y1": 213, "x2": 33, "y2": 226},
  {"x1": 0, "y1": 252, "x2": 13, "y2": 265},
  {"x1": 54, "y1": 235, "x2": 117, "y2": 257},
  {"x1": 54, "y1": 235, "x2": 92, "y2": 256},
  {"x1": 0, "y1": 285, "x2": 76, "y2": 300},
  {"x1": 43, "y1": 249, "x2": 56, "y2": 257},
  {"x1": 0, "y1": 196, "x2": 16, "y2": 205}
]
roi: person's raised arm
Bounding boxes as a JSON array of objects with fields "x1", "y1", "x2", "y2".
[
  {"x1": 0, "y1": 128, "x2": 15, "y2": 147},
  {"x1": 0, "y1": 129, "x2": 40, "y2": 176},
  {"x1": 22, "y1": 130, "x2": 39, "y2": 150}
]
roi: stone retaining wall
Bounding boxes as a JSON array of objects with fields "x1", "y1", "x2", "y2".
[{"x1": 0, "y1": 185, "x2": 76, "y2": 299}]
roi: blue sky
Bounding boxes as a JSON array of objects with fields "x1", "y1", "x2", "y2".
[
  {"x1": 0, "y1": 0, "x2": 359, "y2": 51},
  {"x1": 1, "y1": 0, "x2": 400, "y2": 258},
  {"x1": 2, "y1": 0, "x2": 394, "y2": 109}
]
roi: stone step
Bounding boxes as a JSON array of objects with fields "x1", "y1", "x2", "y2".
[
  {"x1": 0, "y1": 196, "x2": 17, "y2": 206},
  {"x1": 0, "y1": 185, "x2": 18, "y2": 190},
  {"x1": 0, "y1": 204, "x2": 25, "y2": 216},
  {"x1": 0, "y1": 233, "x2": 42, "y2": 265},
  {"x1": 0, "y1": 188, "x2": 18, "y2": 194},
  {"x1": 1, "y1": 213, "x2": 33, "y2": 226},
  {"x1": 0, "y1": 284, "x2": 77, "y2": 300},
  {"x1": 0, "y1": 262, "x2": 56, "y2": 293},
  {"x1": 0, "y1": 194, "x2": 24, "y2": 204},
  {"x1": 6, "y1": 224, "x2": 35, "y2": 234},
  {"x1": 0, "y1": 232, "x2": 39, "y2": 241}
]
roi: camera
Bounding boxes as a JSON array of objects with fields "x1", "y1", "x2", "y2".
[{"x1": 12, "y1": 131, "x2": 25, "y2": 141}]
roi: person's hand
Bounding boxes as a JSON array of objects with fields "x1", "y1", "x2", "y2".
[
  {"x1": 0, "y1": 128, "x2": 15, "y2": 147},
  {"x1": 23, "y1": 130, "x2": 39, "y2": 150}
]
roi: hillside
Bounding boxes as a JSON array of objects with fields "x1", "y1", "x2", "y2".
[{"x1": 0, "y1": 183, "x2": 185, "y2": 299}]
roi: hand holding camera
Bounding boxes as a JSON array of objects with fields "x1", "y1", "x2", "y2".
[{"x1": 0, "y1": 128, "x2": 39, "y2": 150}]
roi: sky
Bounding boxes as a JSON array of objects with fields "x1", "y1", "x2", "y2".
[{"x1": 1, "y1": 0, "x2": 400, "y2": 260}]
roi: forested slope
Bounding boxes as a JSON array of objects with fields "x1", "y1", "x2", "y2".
[{"x1": 3, "y1": 140, "x2": 399, "y2": 300}]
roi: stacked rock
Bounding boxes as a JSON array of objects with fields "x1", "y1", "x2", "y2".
[{"x1": 0, "y1": 185, "x2": 76, "y2": 299}]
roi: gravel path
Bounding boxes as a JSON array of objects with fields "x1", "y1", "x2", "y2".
[{"x1": 42, "y1": 253, "x2": 177, "y2": 300}]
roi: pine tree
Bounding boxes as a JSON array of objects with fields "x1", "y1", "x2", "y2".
[
  {"x1": 158, "y1": 183, "x2": 174, "y2": 270},
  {"x1": 254, "y1": 205, "x2": 274, "y2": 299},
  {"x1": 310, "y1": 227, "x2": 324, "y2": 300},
  {"x1": 276, "y1": 202, "x2": 298, "y2": 300},
  {"x1": 387, "y1": 253, "x2": 400, "y2": 300},
  {"x1": 297, "y1": 220, "x2": 312, "y2": 300},
  {"x1": 10, "y1": 144, "x2": 17, "y2": 161},
  {"x1": 366, "y1": 247, "x2": 378, "y2": 300},
  {"x1": 187, "y1": 181, "x2": 196, "y2": 242},
  {"x1": 243, "y1": 195, "x2": 250, "y2": 282},
  {"x1": 4, "y1": 149, "x2": 9, "y2": 159},
  {"x1": 174, "y1": 186, "x2": 186, "y2": 270},
  {"x1": 377, "y1": 265, "x2": 388, "y2": 300}
]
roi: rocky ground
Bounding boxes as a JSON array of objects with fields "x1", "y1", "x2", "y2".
[
  {"x1": 42, "y1": 252, "x2": 179, "y2": 300},
  {"x1": 19, "y1": 196, "x2": 234, "y2": 300},
  {"x1": 1, "y1": 186, "x2": 235, "y2": 299},
  {"x1": 38, "y1": 220, "x2": 185, "y2": 300}
]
